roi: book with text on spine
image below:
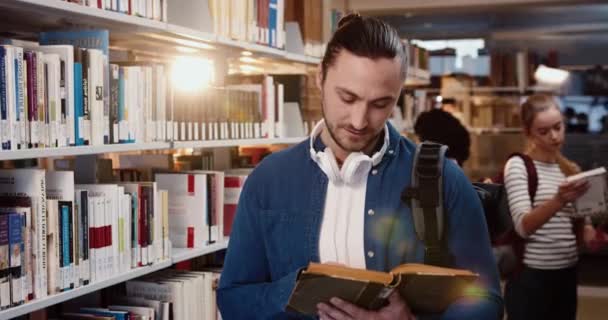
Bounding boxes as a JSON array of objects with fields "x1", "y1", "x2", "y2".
[
  {"x1": 287, "y1": 262, "x2": 479, "y2": 316},
  {"x1": 566, "y1": 167, "x2": 607, "y2": 217}
]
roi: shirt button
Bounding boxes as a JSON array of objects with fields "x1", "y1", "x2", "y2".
[
  {"x1": 367, "y1": 251, "x2": 375, "y2": 258},
  {"x1": 388, "y1": 149, "x2": 394, "y2": 155},
  {"x1": 367, "y1": 209, "x2": 375, "y2": 216},
  {"x1": 371, "y1": 169, "x2": 378, "y2": 175}
]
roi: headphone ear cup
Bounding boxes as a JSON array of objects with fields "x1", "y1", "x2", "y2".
[
  {"x1": 341, "y1": 153, "x2": 372, "y2": 185},
  {"x1": 318, "y1": 150, "x2": 341, "y2": 183}
]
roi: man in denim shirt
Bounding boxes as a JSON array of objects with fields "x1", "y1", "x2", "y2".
[{"x1": 218, "y1": 13, "x2": 502, "y2": 320}]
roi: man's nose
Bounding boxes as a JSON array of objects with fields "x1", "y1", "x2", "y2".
[{"x1": 350, "y1": 103, "x2": 368, "y2": 130}]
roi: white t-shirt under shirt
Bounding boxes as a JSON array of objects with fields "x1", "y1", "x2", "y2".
[
  {"x1": 318, "y1": 176, "x2": 368, "y2": 269},
  {"x1": 504, "y1": 157, "x2": 578, "y2": 270}
]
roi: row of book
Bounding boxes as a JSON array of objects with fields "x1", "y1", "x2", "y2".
[
  {"x1": 174, "y1": 75, "x2": 288, "y2": 141},
  {"x1": 0, "y1": 169, "x2": 171, "y2": 309},
  {"x1": 62, "y1": 0, "x2": 167, "y2": 22},
  {"x1": 210, "y1": 0, "x2": 286, "y2": 49},
  {"x1": 1, "y1": 32, "x2": 171, "y2": 150}
]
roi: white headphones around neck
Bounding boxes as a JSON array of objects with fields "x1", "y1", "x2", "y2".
[{"x1": 309, "y1": 120, "x2": 389, "y2": 185}]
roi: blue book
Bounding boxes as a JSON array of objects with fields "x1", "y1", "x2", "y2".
[
  {"x1": 60, "y1": 203, "x2": 71, "y2": 291},
  {"x1": 268, "y1": 0, "x2": 278, "y2": 47},
  {"x1": 8, "y1": 213, "x2": 24, "y2": 306},
  {"x1": 73, "y1": 58, "x2": 84, "y2": 145},
  {"x1": 0, "y1": 46, "x2": 8, "y2": 150}
]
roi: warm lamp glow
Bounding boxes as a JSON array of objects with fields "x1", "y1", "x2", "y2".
[{"x1": 171, "y1": 56, "x2": 215, "y2": 92}]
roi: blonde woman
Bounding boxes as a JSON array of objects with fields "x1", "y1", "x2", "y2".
[{"x1": 503, "y1": 94, "x2": 606, "y2": 320}]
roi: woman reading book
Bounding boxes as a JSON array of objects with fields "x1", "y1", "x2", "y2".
[
  {"x1": 503, "y1": 94, "x2": 608, "y2": 320},
  {"x1": 218, "y1": 13, "x2": 503, "y2": 320}
]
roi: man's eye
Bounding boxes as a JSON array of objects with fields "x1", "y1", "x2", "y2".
[
  {"x1": 372, "y1": 102, "x2": 390, "y2": 109},
  {"x1": 341, "y1": 97, "x2": 355, "y2": 104}
]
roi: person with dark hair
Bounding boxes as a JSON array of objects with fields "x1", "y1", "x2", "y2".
[
  {"x1": 414, "y1": 109, "x2": 471, "y2": 166},
  {"x1": 218, "y1": 13, "x2": 502, "y2": 320}
]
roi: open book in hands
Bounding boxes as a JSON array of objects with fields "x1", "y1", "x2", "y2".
[
  {"x1": 286, "y1": 262, "x2": 479, "y2": 316},
  {"x1": 566, "y1": 167, "x2": 607, "y2": 217}
]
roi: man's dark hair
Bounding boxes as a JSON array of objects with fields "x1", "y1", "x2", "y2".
[
  {"x1": 321, "y1": 13, "x2": 408, "y2": 82},
  {"x1": 414, "y1": 109, "x2": 471, "y2": 166}
]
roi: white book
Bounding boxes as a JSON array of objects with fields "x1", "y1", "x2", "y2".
[
  {"x1": 566, "y1": 167, "x2": 607, "y2": 217},
  {"x1": 76, "y1": 184, "x2": 120, "y2": 278},
  {"x1": 190, "y1": 171, "x2": 224, "y2": 243},
  {"x1": 0, "y1": 169, "x2": 47, "y2": 299},
  {"x1": 109, "y1": 296, "x2": 165, "y2": 320},
  {"x1": 14, "y1": 47, "x2": 27, "y2": 150},
  {"x1": 155, "y1": 173, "x2": 209, "y2": 248},
  {"x1": 126, "y1": 280, "x2": 184, "y2": 320},
  {"x1": 1, "y1": 45, "x2": 16, "y2": 151},
  {"x1": 44, "y1": 54, "x2": 62, "y2": 147},
  {"x1": 121, "y1": 192, "x2": 133, "y2": 271},
  {"x1": 87, "y1": 49, "x2": 105, "y2": 146},
  {"x1": 39, "y1": 45, "x2": 75, "y2": 146},
  {"x1": 46, "y1": 199, "x2": 61, "y2": 294},
  {"x1": 35, "y1": 51, "x2": 46, "y2": 147}
]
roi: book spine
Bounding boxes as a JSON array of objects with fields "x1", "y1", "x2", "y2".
[
  {"x1": 74, "y1": 59, "x2": 84, "y2": 146},
  {"x1": 82, "y1": 50, "x2": 90, "y2": 145},
  {"x1": 38, "y1": 173, "x2": 48, "y2": 299},
  {"x1": 80, "y1": 191, "x2": 89, "y2": 285},
  {"x1": 15, "y1": 48, "x2": 27, "y2": 150},
  {"x1": 0, "y1": 47, "x2": 8, "y2": 151},
  {"x1": 0, "y1": 215, "x2": 9, "y2": 310},
  {"x1": 8, "y1": 213, "x2": 23, "y2": 306},
  {"x1": 110, "y1": 64, "x2": 119, "y2": 144}
]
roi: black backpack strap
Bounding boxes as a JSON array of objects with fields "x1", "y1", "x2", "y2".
[{"x1": 402, "y1": 142, "x2": 451, "y2": 267}]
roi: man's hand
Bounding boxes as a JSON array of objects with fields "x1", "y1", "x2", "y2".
[{"x1": 317, "y1": 292, "x2": 415, "y2": 320}]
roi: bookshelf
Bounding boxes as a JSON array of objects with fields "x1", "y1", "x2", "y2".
[
  {"x1": 0, "y1": 239, "x2": 233, "y2": 319},
  {"x1": 0, "y1": 260, "x2": 173, "y2": 320},
  {"x1": 172, "y1": 240, "x2": 229, "y2": 264},
  {"x1": 0, "y1": 138, "x2": 307, "y2": 161}
]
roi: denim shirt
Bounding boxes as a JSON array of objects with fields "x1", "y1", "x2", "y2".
[{"x1": 217, "y1": 124, "x2": 503, "y2": 319}]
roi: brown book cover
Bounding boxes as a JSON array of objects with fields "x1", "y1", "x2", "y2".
[{"x1": 287, "y1": 262, "x2": 478, "y2": 316}]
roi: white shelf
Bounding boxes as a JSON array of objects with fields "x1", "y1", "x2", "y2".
[
  {"x1": 0, "y1": 142, "x2": 173, "y2": 161},
  {"x1": 0, "y1": 260, "x2": 172, "y2": 320},
  {"x1": 172, "y1": 241, "x2": 230, "y2": 264},
  {"x1": 0, "y1": 138, "x2": 305, "y2": 161},
  {"x1": 0, "y1": 239, "x2": 232, "y2": 319},
  {"x1": 172, "y1": 137, "x2": 306, "y2": 149},
  {"x1": 0, "y1": 0, "x2": 320, "y2": 66}
]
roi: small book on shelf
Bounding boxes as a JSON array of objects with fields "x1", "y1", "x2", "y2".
[
  {"x1": 566, "y1": 167, "x2": 607, "y2": 217},
  {"x1": 286, "y1": 262, "x2": 478, "y2": 316}
]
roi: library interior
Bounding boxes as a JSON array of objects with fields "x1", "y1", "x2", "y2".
[{"x1": 0, "y1": 0, "x2": 607, "y2": 319}]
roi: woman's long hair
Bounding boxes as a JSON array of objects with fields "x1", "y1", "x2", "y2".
[{"x1": 521, "y1": 94, "x2": 580, "y2": 176}]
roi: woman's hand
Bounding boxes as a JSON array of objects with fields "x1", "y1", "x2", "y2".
[
  {"x1": 583, "y1": 224, "x2": 608, "y2": 252},
  {"x1": 317, "y1": 292, "x2": 415, "y2": 320},
  {"x1": 555, "y1": 180, "x2": 590, "y2": 206}
]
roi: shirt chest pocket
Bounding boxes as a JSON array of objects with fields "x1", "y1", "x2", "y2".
[{"x1": 259, "y1": 209, "x2": 320, "y2": 277}]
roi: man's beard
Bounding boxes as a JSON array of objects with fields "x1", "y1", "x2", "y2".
[{"x1": 321, "y1": 101, "x2": 380, "y2": 154}]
